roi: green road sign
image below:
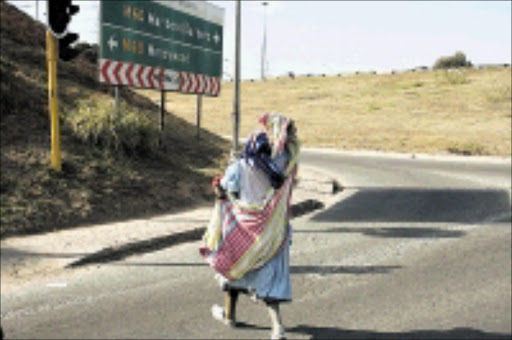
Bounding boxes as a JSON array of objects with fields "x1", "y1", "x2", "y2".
[{"x1": 99, "y1": 0, "x2": 224, "y2": 96}]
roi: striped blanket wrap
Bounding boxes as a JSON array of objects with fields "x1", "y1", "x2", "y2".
[
  {"x1": 199, "y1": 164, "x2": 297, "y2": 281},
  {"x1": 200, "y1": 112, "x2": 300, "y2": 281}
]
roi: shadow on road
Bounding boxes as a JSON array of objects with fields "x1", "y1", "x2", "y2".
[
  {"x1": 312, "y1": 188, "x2": 511, "y2": 223},
  {"x1": 296, "y1": 226, "x2": 467, "y2": 238},
  {"x1": 236, "y1": 322, "x2": 511, "y2": 339},
  {"x1": 289, "y1": 324, "x2": 512, "y2": 339},
  {"x1": 290, "y1": 265, "x2": 402, "y2": 275},
  {"x1": 112, "y1": 262, "x2": 402, "y2": 276}
]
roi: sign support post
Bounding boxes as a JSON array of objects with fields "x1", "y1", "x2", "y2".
[
  {"x1": 160, "y1": 90, "x2": 165, "y2": 147},
  {"x1": 46, "y1": 30, "x2": 61, "y2": 172},
  {"x1": 196, "y1": 94, "x2": 203, "y2": 140},
  {"x1": 114, "y1": 85, "x2": 119, "y2": 115}
]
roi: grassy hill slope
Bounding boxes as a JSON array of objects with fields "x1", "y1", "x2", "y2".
[
  {"x1": 0, "y1": 2, "x2": 230, "y2": 239},
  {"x1": 141, "y1": 62, "x2": 511, "y2": 156}
]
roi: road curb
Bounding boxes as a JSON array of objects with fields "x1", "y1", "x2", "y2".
[{"x1": 67, "y1": 199, "x2": 326, "y2": 268}]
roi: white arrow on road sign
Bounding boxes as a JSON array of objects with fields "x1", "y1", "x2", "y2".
[
  {"x1": 108, "y1": 35, "x2": 118, "y2": 51},
  {"x1": 213, "y1": 32, "x2": 220, "y2": 44}
]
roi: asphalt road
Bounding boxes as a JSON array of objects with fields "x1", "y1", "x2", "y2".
[{"x1": 1, "y1": 151, "x2": 511, "y2": 339}]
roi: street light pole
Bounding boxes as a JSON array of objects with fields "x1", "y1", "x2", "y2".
[
  {"x1": 261, "y1": 1, "x2": 268, "y2": 82},
  {"x1": 231, "y1": 0, "x2": 241, "y2": 156}
]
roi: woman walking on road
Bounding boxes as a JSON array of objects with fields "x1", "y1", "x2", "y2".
[{"x1": 200, "y1": 113, "x2": 300, "y2": 340}]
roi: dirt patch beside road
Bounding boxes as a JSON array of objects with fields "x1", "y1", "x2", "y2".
[{"x1": 0, "y1": 165, "x2": 341, "y2": 292}]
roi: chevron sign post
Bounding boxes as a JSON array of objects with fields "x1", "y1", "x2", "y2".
[{"x1": 99, "y1": 1, "x2": 224, "y2": 96}]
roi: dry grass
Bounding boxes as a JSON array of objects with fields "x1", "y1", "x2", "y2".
[
  {"x1": 138, "y1": 67, "x2": 511, "y2": 156},
  {"x1": 0, "y1": 1, "x2": 231, "y2": 239}
]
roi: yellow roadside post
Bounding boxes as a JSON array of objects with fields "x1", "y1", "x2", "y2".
[{"x1": 46, "y1": 30, "x2": 61, "y2": 172}]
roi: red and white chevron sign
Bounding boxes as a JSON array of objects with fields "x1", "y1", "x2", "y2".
[
  {"x1": 99, "y1": 59, "x2": 221, "y2": 96},
  {"x1": 179, "y1": 72, "x2": 220, "y2": 96}
]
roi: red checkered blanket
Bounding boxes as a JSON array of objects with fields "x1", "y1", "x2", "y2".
[{"x1": 199, "y1": 166, "x2": 296, "y2": 281}]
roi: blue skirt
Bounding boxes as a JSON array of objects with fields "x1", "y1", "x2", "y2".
[{"x1": 226, "y1": 237, "x2": 292, "y2": 303}]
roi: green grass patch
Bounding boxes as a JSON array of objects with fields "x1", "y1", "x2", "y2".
[
  {"x1": 447, "y1": 142, "x2": 489, "y2": 156},
  {"x1": 64, "y1": 99, "x2": 160, "y2": 157}
]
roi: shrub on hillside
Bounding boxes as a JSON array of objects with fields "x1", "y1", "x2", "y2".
[
  {"x1": 436, "y1": 69, "x2": 469, "y2": 85},
  {"x1": 65, "y1": 100, "x2": 159, "y2": 157},
  {"x1": 433, "y1": 51, "x2": 473, "y2": 69}
]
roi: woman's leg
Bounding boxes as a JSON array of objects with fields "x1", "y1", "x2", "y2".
[
  {"x1": 266, "y1": 300, "x2": 286, "y2": 340},
  {"x1": 225, "y1": 289, "x2": 239, "y2": 323},
  {"x1": 211, "y1": 289, "x2": 240, "y2": 327}
]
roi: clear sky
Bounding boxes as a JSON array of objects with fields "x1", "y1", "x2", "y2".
[{"x1": 8, "y1": 0, "x2": 512, "y2": 80}]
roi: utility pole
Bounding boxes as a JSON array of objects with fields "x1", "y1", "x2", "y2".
[
  {"x1": 46, "y1": 30, "x2": 60, "y2": 171},
  {"x1": 261, "y1": 1, "x2": 268, "y2": 81},
  {"x1": 46, "y1": 0, "x2": 81, "y2": 172},
  {"x1": 231, "y1": 0, "x2": 241, "y2": 156}
]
